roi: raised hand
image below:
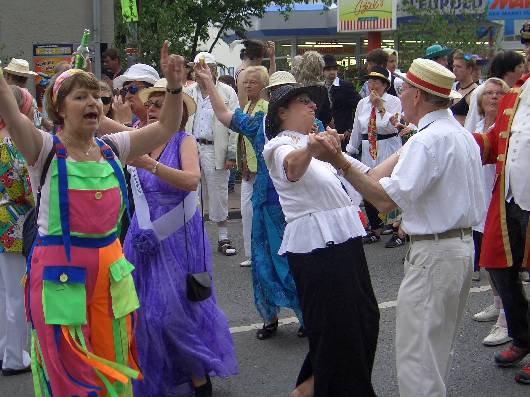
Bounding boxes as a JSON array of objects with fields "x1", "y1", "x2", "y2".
[
  {"x1": 267, "y1": 41, "x2": 276, "y2": 58},
  {"x1": 193, "y1": 60, "x2": 213, "y2": 85},
  {"x1": 112, "y1": 94, "x2": 133, "y2": 125},
  {"x1": 160, "y1": 40, "x2": 184, "y2": 88}
]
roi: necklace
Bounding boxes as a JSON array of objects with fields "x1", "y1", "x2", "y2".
[
  {"x1": 60, "y1": 134, "x2": 96, "y2": 156},
  {"x1": 84, "y1": 139, "x2": 95, "y2": 156}
]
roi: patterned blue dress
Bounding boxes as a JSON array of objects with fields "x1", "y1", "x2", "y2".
[{"x1": 230, "y1": 109, "x2": 303, "y2": 324}]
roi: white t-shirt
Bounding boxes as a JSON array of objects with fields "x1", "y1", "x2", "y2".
[
  {"x1": 379, "y1": 109, "x2": 486, "y2": 235},
  {"x1": 263, "y1": 130, "x2": 367, "y2": 255},
  {"x1": 28, "y1": 129, "x2": 131, "y2": 236}
]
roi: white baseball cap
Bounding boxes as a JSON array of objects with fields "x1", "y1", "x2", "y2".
[
  {"x1": 188, "y1": 52, "x2": 216, "y2": 67},
  {"x1": 113, "y1": 63, "x2": 160, "y2": 90}
]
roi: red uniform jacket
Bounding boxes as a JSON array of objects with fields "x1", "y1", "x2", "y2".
[{"x1": 473, "y1": 73, "x2": 530, "y2": 269}]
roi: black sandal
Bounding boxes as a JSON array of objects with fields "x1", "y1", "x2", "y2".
[
  {"x1": 362, "y1": 231, "x2": 380, "y2": 244},
  {"x1": 256, "y1": 320, "x2": 279, "y2": 340},
  {"x1": 217, "y1": 239, "x2": 237, "y2": 256}
]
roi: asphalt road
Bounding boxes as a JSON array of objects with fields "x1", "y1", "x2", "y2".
[{"x1": 1, "y1": 219, "x2": 529, "y2": 396}]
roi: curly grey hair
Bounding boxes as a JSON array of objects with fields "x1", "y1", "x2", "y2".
[{"x1": 291, "y1": 51, "x2": 324, "y2": 87}]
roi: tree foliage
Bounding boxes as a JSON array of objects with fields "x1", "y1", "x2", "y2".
[
  {"x1": 114, "y1": 0, "x2": 324, "y2": 67},
  {"x1": 396, "y1": 0, "x2": 490, "y2": 68}
]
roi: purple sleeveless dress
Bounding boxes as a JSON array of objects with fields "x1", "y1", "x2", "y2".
[{"x1": 124, "y1": 132, "x2": 238, "y2": 397}]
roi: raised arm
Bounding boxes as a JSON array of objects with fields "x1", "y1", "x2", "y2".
[
  {"x1": 267, "y1": 41, "x2": 277, "y2": 75},
  {"x1": 127, "y1": 41, "x2": 184, "y2": 161},
  {"x1": 0, "y1": 70, "x2": 43, "y2": 165},
  {"x1": 194, "y1": 62, "x2": 234, "y2": 127}
]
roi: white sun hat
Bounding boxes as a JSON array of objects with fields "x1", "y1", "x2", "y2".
[
  {"x1": 188, "y1": 52, "x2": 217, "y2": 67},
  {"x1": 395, "y1": 58, "x2": 462, "y2": 100},
  {"x1": 138, "y1": 78, "x2": 196, "y2": 115},
  {"x1": 113, "y1": 63, "x2": 160, "y2": 90},
  {"x1": 3, "y1": 58, "x2": 38, "y2": 77}
]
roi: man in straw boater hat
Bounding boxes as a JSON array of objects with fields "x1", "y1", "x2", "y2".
[
  {"x1": 307, "y1": 58, "x2": 486, "y2": 396},
  {"x1": 469, "y1": 21, "x2": 530, "y2": 385}
]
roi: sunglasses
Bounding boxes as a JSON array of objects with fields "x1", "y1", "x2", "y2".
[
  {"x1": 463, "y1": 53, "x2": 474, "y2": 61},
  {"x1": 101, "y1": 96, "x2": 112, "y2": 105},
  {"x1": 146, "y1": 99, "x2": 164, "y2": 109},
  {"x1": 120, "y1": 83, "x2": 141, "y2": 97}
]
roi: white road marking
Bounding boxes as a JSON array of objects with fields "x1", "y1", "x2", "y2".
[{"x1": 229, "y1": 285, "x2": 492, "y2": 335}]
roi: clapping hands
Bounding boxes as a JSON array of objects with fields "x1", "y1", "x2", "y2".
[{"x1": 308, "y1": 127, "x2": 345, "y2": 168}]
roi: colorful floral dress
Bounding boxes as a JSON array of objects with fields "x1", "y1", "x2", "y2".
[{"x1": 0, "y1": 137, "x2": 34, "y2": 253}]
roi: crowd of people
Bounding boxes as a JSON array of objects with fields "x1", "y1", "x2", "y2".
[{"x1": 0, "y1": 23, "x2": 528, "y2": 396}]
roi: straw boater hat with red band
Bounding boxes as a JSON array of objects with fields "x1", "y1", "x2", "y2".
[{"x1": 395, "y1": 58, "x2": 462, "y2": 100}]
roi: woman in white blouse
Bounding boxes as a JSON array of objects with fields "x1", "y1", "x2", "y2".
[
  {"x1": 263, "y1": 84, "x2": 387, "y2": 397},
  {"x1": 346, "y1": 65, "x2": 402, "y2": 244}
]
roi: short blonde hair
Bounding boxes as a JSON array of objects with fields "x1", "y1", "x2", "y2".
[
  {"x1": 291, "y1": 51, "x2": 324, "y2": 87},
  {"x1": 242, "y1": 65, "x2": 269, "y2": 89},
  {"x1": 477, "y1": 77, "x2": 509, "y2": 117}
]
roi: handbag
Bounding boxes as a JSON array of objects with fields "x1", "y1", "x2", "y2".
[{"x1": 184, "y1": 181, "x2": 212, "y2": 302}]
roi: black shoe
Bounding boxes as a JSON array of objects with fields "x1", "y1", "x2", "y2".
[
  {"x1": 194, "y1": 375, "x2": 212, "y2": 397},
  {"x1": 362, "y1": 231, "x2": 380, "y2": 244},
  {"x1": 2, "y1": 365, "x2": 31, "y2": 376},
  {"x1": 256, "y1": 320, "x2": 279, "y2": 340},
  {"x1": 385, "y1": 233, "x2": 405, "y2": 248}
]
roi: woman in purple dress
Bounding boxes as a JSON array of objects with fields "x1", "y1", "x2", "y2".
[{"x1": 124, "y1": 78, "x2": 238, "y2": 397}]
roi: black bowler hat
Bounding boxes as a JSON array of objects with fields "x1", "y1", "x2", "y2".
[
  {"x1": 365, "y1": 65, "x2": 391, "y2": 85},
  {"x1": 323, "y1": 54, "x2": 339, "y2": 69}
]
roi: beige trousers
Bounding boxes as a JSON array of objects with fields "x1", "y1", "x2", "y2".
[{"x1": 396, "y1": 233, "x2": 473, "y2": 397}]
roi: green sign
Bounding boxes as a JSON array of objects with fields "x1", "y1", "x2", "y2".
[{"x1": 121, "y1": 0, "x2": 139, "y2": 22}]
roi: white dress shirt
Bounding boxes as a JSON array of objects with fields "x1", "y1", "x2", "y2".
[
  {"x1": 263, "y1": 131, "x2": 367, "y2": 255},
  {"x1": 192, "y1": 93, "x2": 215, "y2": 141},
  {"x1": 379, "y1": 109, "x2": 486, "y2": 235},
  {"x1": 346, "y1": 93, "x2": 402, "y2": 168},
  {"x1": 505, "y1": 77, "x2": 530, "y2": 210}
]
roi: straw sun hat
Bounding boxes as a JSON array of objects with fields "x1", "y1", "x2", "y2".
[
  {"x1": 3, "y1": 58, "x2": 38, "y2": 77},
  {"x1": 139, "y1": 78, "x2": 197, "y2": 115},
  {"x1": 261, "y1": 71, "x2": 297, "y2": 94},
  {"x1": 395, "y1": 58, "x2": 462, "y2": 100}
]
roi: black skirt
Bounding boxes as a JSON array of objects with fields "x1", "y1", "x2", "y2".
[{"x1": 287, "y1": 237, "x2": 380, "y2": 397}]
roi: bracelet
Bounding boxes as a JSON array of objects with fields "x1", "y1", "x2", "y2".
[
  {"x1": 151, "y1": 161, "x2": 160, "y2": 174},
  {"x1": 166, "y1": 86, "x2": 182, "y2": 95},
  {"x1": 337, "y1": 159, "x2": 353, "y2": 176}
]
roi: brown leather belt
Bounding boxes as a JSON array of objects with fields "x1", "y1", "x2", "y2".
[{"x1": 410, "y1": 228, "x2": 472, "y2": 242}]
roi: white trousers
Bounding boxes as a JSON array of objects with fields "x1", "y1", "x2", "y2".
[
  {"x1": 396, "y1": 234, "x2": 473, "y2": 397},
  {"x1": 241, "y1": 177, "x2": 255, "y2": 258},
  {"x1": 0, "y1": 253, "x2": 30, "y2": 370},
  {"x1": 198, "y1": 144, "x2": 229, "y2": 223}
]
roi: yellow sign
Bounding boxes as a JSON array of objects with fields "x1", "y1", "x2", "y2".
[{"x1": 338, "y1": 0, "x2": 397, "y2": 32}]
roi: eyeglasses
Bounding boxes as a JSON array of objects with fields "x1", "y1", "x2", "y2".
[
  {"x1": 146, "y1": 99, "x2": 164, "y2": 109},
  {"x1": 484, "y1": 90, "x2": 502, "y2": 97},
  {"x1": 295, "y1": 96, "x2": 314, "y2": 106},
  {"x1": 101, "y1": 96, "x2": 112, "y2": 105}
]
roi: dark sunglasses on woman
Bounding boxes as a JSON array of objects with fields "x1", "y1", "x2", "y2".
[
  {"x1": 101, "y1": 96, "x2": 112, "y2": 105},
  {"x1": 120, "y1": 83, "x2": 141, "y2": 98}
]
